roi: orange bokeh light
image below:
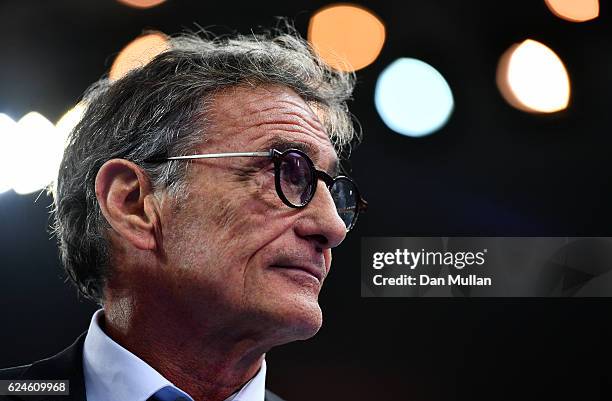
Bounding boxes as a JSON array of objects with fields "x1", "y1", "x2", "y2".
[
  {"x1": 308, "y1": 4, "x2": 385, "y2": 72},
  {"x1": 544, "y1": 0, "x2": 599, "y2": 22},
  {"x1": 117, "y1": 0, "x2": 166, "y2": 9},
  {"x1": 110, "y1": 32, "x2": 169, "y2": 81}
]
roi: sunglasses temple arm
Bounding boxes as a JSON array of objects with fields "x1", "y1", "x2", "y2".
[{"x1": 164, "y1": 151, "x2": 271, "y2": 161}]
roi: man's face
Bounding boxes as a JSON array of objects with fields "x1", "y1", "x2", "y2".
[{"x1": 158, "y1": 84, "x2": 347, "y2": 343}]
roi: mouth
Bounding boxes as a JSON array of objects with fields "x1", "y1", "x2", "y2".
[{"x1": 270, "y1": 265, "x2": 324, "y2": 283}]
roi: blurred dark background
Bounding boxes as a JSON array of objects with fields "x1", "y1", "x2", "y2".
[{"x1": 1, "y1": 1, "x2": 611, "y2": 400}]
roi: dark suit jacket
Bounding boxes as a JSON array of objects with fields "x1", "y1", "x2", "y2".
[{"x1": 0, "y1": 332, "x2": 285, "y2": 401}]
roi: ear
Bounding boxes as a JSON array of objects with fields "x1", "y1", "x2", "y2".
[{"x1": 95, "y1": 159, "x2": 162, "y2": 251}]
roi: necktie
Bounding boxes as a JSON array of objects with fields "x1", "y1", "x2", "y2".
[
  {"x1": 147, "y1": 389, "x2": 193, "y2": 401},
  {"x1": 147, "y1": 395, "x2": 192, "y2": 401}
]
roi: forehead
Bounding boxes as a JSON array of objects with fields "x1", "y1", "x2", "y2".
[{"x1": 205, "y1": 84, "x2": 339, "y2": 173}]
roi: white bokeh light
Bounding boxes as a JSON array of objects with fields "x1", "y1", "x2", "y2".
[
  {"x1": 0, "y1": 114, "x2": 17, "y2": 194},
  {"x1": 12, "y1": 112, "x2": 64, "y2": 195},
  {"x1": 375, "y1": 58, "x2": 454, "y2": 137},
  {"x1": 56, "y1": 102, "x2": 86, "y2": 145},
  {"x1": 499, "y1": 39, "x2": 570, "y2": 113}
]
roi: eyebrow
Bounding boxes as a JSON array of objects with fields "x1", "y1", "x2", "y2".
[{"x1": 262, "y1": 137, "x2": 340, "y2": 176}]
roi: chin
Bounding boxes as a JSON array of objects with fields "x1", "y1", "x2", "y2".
[
  {"x1": 285, "y1": 301, "x2": 323, "y2": 341},
  {"x1": 255, "y1": 292, "x2": 324, "y2": 344},
  {"x1": 249, "y1": 266, "x2": 326, "y2": 342}
]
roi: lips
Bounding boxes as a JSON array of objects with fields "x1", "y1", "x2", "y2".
[
  {"x1": 271, "y1": 264, "x2": 324, "y2": 282},
  {"x1": 269, "y1": 250, "x2": 327, "y2": 284}
]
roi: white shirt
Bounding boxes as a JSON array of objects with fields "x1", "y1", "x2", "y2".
[{"x1": 83, "y1": 309, "x2": 267, "y2": 401}]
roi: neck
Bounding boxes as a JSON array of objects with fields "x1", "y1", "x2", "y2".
[{"x1": 102, "y1": 295, "x2": 268, "y2": 401}]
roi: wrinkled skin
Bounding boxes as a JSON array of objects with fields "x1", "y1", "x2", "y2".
[{"x1": 96, "y1": 84, "x2": 347, "y2": 401}]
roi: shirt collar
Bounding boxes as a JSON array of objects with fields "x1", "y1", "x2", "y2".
[{"x1": 83, "y1": 309, "x2": 267, "y2": 401}]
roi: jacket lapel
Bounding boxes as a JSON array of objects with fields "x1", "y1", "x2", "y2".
[{"x1": 11, "y1": 332, "x2": 87, "y2": 401}]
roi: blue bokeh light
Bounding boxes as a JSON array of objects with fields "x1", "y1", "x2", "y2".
[{"x1": 375, "y1": 58, "x2": 454, "y2": 137}]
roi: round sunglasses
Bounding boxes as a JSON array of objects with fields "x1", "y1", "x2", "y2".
[{"x1": 146, "y1": 148, "x2": 367, "y2": 231}]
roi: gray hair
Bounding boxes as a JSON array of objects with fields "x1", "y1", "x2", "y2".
[{"x1": 52, "y1": 28, "x2": 359, "y2": 304}]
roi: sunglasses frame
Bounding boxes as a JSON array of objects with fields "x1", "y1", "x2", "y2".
[
  {"x1": 270, "y1": 148, "x2": 367, "y2": 231},
  {"x1": 145, "y1": 148, "x2": 368, "y2": 231}
]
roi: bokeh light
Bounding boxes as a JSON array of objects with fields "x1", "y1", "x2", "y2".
[
  {"x1": 375, "y1": 58, "x2": 454, "y2": 137},
  {"x1": 544, "y1": 0, "x2": 599, "y2": 22},
  {"x1": 117, "y1": 0, "x2": 166, "y2": 9},
  {"x1": 497, "y1": 39, "x2": 570, "y2": 113},
  {"x1": 110, "y1": 32, "x2": 169, "y2": 81},
  {"x1": 308, "y1": 4, "x2": 385, "y2": 72},
  {"x1": 0, "y1": 114, "x2": 17, "y2": 194},
  {"x1": 56, "y1": 102, "x2": 86, "y2": 144},
  {"x1": 12, "y1": 112, "x2": 64, "y2": 195}
]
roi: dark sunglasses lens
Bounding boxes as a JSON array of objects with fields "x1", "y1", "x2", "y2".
[
  {"x1": 279, "y1": 151, "x2": 314, "y2": 206},
  {"x1": 330, "y1": 178, "x2": 358, "y2": 230}
]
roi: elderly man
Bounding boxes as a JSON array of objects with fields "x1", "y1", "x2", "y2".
[{"x1": 0, "y1": 30, "x2": 365, "y2": 401}]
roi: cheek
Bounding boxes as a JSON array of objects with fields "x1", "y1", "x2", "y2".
[
  {"x1": 163, "y1": 170, "x2": 299, "y2": 276},
  {"x1": 212, "y1": 176, "x2": 272, "y2": 238},
  {"x1": 215, "y1": 170, "x2": 290, "y2": 241},
  {"x1": 171, "y1": 180, "x2": 272, "y2": 263}
]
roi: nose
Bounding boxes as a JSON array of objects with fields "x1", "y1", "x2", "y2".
[{"x1": 294, "y1": 180, "x2": 348, "y2": 250}]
